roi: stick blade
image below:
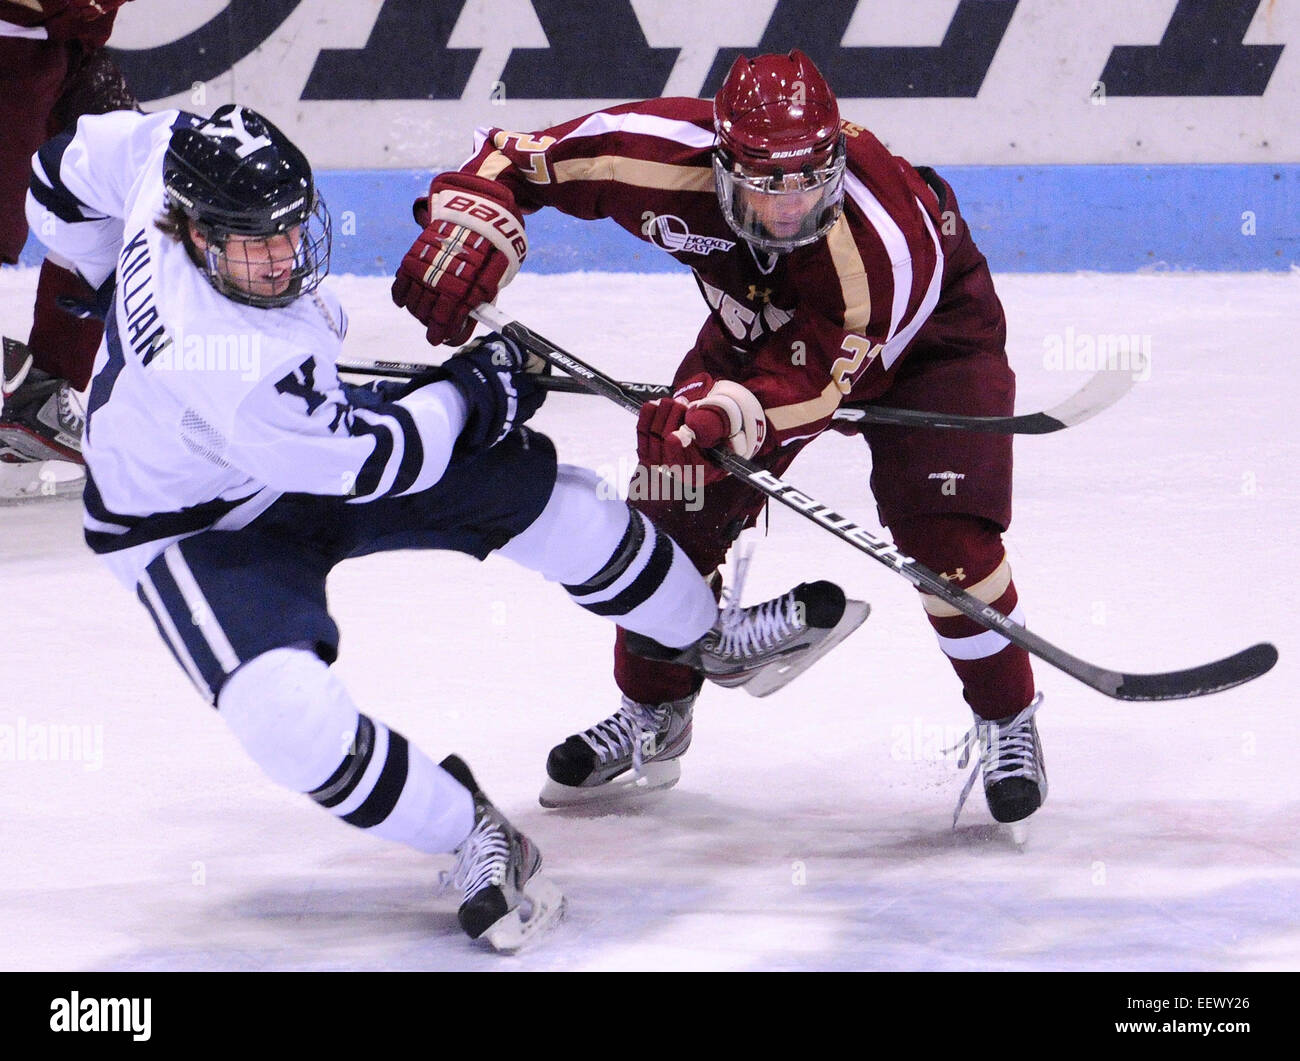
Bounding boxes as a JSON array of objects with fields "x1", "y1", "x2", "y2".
[
  {"x1": 1107, "y1": 642, "x2": 1278, "y2": 701},
  {"x1": 1041, "y1": 359, "x2": 1142, "y2": 429}
]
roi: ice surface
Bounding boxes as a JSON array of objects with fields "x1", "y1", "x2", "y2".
[{"x1": 1, "y1": 268, "x2": 1297, "y2": 971}]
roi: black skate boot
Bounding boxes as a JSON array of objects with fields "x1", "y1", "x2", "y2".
[
  {"x1": 439, "y1": 755, "x2": 564, "y2": 951},
  {"x1": 950, "y1": 693, "x2": 1048, "y2": 830},
  {"x1": 0, "y1": 354, "x2": 85, "y2": 464},
  {"x1": 2, "y1": 336, "x2": 32, "y2": 403},
  {"x1": 540, "y1": 693, "x2": 696, "y2": 808},
  {"x1": 0, "y1": 339, "x2": 85, "y2": 502},
  {"x1": 627, "y1": 580, "x2": 870, "y2": 698}
]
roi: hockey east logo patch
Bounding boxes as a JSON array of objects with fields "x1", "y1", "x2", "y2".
[{"x1": 641, "y1": 213, "x2": 735, "y2": 257}]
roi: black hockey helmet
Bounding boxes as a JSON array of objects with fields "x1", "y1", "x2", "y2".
[{"x1": 164, "y1": 104, "x2": 331, "y2": 308}]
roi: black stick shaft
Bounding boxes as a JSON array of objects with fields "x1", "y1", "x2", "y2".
[
  {"x1": 335, "y1": 362, "x2": 1074, "y2": 433},
  {"x1": 468, "y1": 305, "x2": 1276, "y2": 702}
]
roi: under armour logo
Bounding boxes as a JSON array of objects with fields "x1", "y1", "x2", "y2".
[
  {"x1": 747, "y1": 285, "x2": 772, "y2": 304},
  {"x1": 940, "y1": 568, "x2": 967, "y2": 583},
  {"x1": 202, "y1": 107, "x2": 272, "y2": 158}
]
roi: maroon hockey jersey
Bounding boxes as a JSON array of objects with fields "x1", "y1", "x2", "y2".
[
  {"x1": 453, "y1": 97, "x2": 946, "y2": 446},
  {"x1": 0, "y1": 0, "x2": 125, "y2": 46}
]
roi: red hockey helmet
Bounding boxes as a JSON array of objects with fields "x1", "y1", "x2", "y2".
[{"x1": 712, "y1": 50, "x2": 846, "y2": 253}]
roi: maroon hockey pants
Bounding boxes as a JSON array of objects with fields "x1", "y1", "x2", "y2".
[
  {"x1": 1, "y1": 37, "x2": 135, "y2": 388},
  {"x1": 615, "y1": 200, "x2": 1035, "y2": 721}
]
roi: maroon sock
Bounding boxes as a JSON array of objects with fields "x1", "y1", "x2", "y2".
[
  {"x1": 614, "y1": 626, "x2": 704, "y2": 704},
  {"x1": 27, "y1": 259, "x2": 103, "y2": 390},
  {"x1": 891, "y1": 514, "x2": 1036, "y2": 720}
]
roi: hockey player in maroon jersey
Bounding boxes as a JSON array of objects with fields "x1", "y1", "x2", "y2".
[
  {"x1": 1, "y1": 0, "x2": 136, "y2": 498},
  {"x1": 392, "y1": 50, "x2": 1047, "y2": 826}
]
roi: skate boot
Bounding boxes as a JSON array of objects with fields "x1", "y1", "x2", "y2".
[
  {"x1": 2, "y1": 337, "x2": 32, "y2": 405},
  {"x1": 540, "y1": 693, "x2": 696, "y2": 808},
  {"x1": 0, "y1": 358, "x2": 86, "y2": 464},
  {"x1": 0, "y1": 340, "x2": 85, "y2": 503},
  {"x1": 439, "y1": 755, "x2": 564, "y2": 951},
  {"x1": 950, "y1": 693, "x2": 1048, "y2": 830},
  {"x1": 626, "y1": 580, "x2": 870, "y2": 698}
]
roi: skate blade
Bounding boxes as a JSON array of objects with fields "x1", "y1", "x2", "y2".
[
  {"x1": 539, "y1": 759, "x2": 681, "y2": 809},
  {"x1": 743, "y1": 599, "x2": 871, "y2": 698},
  {"x1": 480, "y1": 876, "x2": 566, "y2": 953},
  {"x1": 0, "y1": 459, "x2": 85, "y2": 504},
  {"x1": 1007, "y1": 820, "x2": 1029, "y2": 848},
  {"x1": 0, "y1": 424, "x2": 82, "y2": 464}
]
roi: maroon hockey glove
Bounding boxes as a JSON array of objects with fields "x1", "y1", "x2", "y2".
[
  {"x1": 391, "y1": 173, "x2": 527, "y2": 348},
  {"x1": 636, "y1": 373, "x2": 767, "y2": 485}
]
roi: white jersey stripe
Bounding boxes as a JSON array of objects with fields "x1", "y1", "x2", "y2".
[
  {"x1": 936, "y1": 605, "x2": 1026, "y2": 661},
  {"x1": 558, "y1": 111, "x2": 716, "y2": 150},
  {"x1": 0, "y1": 20, "x2": 48, "y2": 40},
  {"x1": 349, "y1": 407, "x2": 405, "y2": 501},
  {"x1": 880, "y1": 202, "x2": 944, "y2": 370},
  {"x1": 139, "y1": 573, "x2": 213, "y2": 699},
  {"x1": 164, "y1": 544, "x2": 241, "y2": 673},
  {"x1": 843, "y1": 171, "x2": 913, "y2": 344}
]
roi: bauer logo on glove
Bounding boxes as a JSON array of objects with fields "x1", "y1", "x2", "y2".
[{"x1": 391, "y1": 173, "x2": 528, "y2": 348}]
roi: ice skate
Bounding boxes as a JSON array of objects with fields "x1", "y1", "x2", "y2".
[
  {"x1": 949, "y1": 693, "x2": 1048, "y2": 831},
  {"x1": 439, "y1": 755, "x2": 564, "y2": 951},
  {"x1": 0, "y1": 340, "x2": 85, "y2": 502},
  {"x1": 540, "y1": 693, "x2": 695, "y2": 808},
  {"x1": 0, "y1": 359, "x2": 85, "y2": 465},
  {"x1": 626, "y1": 579, "x2": 870, "y2": 698},
  {"x1": 0, "y1": 458, "x2": 85, "y2": 504},
  {"x1": 2, "y1": 337, "x2": 33, "y2": 404}
]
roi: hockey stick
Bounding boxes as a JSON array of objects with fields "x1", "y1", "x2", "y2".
[
  {"x1": 468, "y1": 303, "x2": 1276, "y2": 702},
  {"x1": 336, "y1": 355, "x2": 1135, "y2": 436}
]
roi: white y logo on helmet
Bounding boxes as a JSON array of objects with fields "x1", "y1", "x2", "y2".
[{"x1": 203, "y1": 108, "x2": 272, "y2": 158}]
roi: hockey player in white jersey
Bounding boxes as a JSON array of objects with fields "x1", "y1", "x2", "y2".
[{"x1": 26, "y1": 103, "x2": 863, "y2": 950}]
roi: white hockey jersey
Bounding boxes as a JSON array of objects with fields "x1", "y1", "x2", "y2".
[{"x1": 26, "y1": 109, "x2": 467, "y2": 588}]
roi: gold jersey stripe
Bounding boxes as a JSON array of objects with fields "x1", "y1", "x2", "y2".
[
  {"x1": 921, "y1": 556, "x2": 1012, "y2": 617},
  {"x1": 826, "y1": 214, "x2": 872, "y2": 333},
  {"x1": 553, "y1": 156, "x2": 714, "y2": 192},
  {"x1": 10, "y1": 0, "x2": 45, "y2": 10},
  {"x1": 474, "y1": 151, "x2": 515, "y2": 182},
  {"x1": 766, "y1": 379, "x2": 844, "y2": 433}
]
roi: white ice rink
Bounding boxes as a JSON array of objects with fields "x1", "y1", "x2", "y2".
[{"x1": 1, "y1": 268, "x2": 1297, "y2": 971}]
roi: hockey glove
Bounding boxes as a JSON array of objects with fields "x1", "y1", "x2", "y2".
[
  {"x1": 441, "y1": 333, "x2": 547, "y2": 453},
  {"x1": 391, "y1": 173, "x2": 527, "y2": 348},
  {"x1": 636, "y1": 373, "x2": 767, "y2": 485}
]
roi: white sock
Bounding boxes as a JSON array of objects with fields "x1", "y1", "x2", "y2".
[{"x1": 218, "y1": 648, "x2": 474, "y2": 853}]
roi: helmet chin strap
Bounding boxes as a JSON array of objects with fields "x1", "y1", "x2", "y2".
[{"x1": 745, "y1": 241, "x2": 781, "y2": 274}]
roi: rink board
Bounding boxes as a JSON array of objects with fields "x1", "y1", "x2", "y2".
[{"x1": 19, "y1": 164, "x2": 1297, "y2": 274}]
